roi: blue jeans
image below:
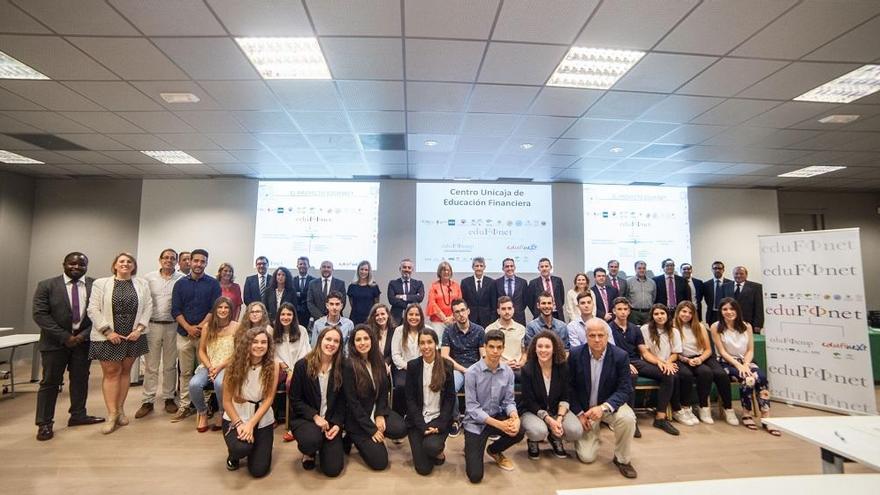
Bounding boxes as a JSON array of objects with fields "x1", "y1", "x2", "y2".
[
  {"x1": 189, "y1": 366, "x2": 224, "y2": 415},
  {"x1": 453, "y1": 370, "x2": 465, "y2": 421}
]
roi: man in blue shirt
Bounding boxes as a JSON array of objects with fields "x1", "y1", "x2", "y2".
[
  {"x1": 311, "y1": 291, "x2": 354, "y2": 349},
  {"x1": 463, "y1": 329, "x2": 523, "y2": 483},
  {"x1": 525, "y1": 292, "x2": 569, "y2": 351},
  {"x1": 170, "y1": 248, "x2": 220, "y2": 421},
  {"x1": 441, "y1": 298, "x2": 485, "y2": 436}
]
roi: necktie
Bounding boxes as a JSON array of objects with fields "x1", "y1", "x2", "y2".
[
  {"x1": 735, "y1": 283, "x2": 742, "y2": 298},
  {"x1": 666, "y1": 276, "x2": 676, "y2": 307},
  {"x1": 70, "y1": 279, "x2": 81, "y2": 325},
  {"x1": 300, "y1": 276, "x2": 305, "y2": 291},
  {"x1": 714, "y1": 280, "x2": 721, "y2": 310},
  {"x1": 507, "y1": 278, "x2": 513, "y2": 297},
  {"x1": 323, "y1": 278, "x2": 329, "y2": 297},
  {"x1": 404, "y1": 279, "x2": 409, "y2": 295},
  {"x1": 259, "y1": 275, "x2": 266, "y2": 297},
  {"x1": 611, "y1": 277, "x2": 618, "y2": 291},
  {"x1": 477, "y1": 279, "x2": 481, "y2": 292},
  {"x1": 599, "y1": 286, "x2": 608, "y2": 312}
]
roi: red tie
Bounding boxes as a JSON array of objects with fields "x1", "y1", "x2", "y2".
[
  {"x1": 544, "y1": 277, "x2": 554, "y2": 307},
  {"x1": 599, "y1": 286, "x2": 608, "y2": 311},
  {"x1": 667, "y1": 276, "x2": 676, "y2": 307},
  {"x1": 611, "y1": 277, "x2": 618, "y2": 291}
]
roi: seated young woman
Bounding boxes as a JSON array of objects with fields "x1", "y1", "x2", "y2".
[
  {"x1": 637, "y1": 304, "x2": 688, "y2": 435},
  {"x1": 190, "y1": 297, "x2": 238, "y2": 432},
  {"x1": 342, "y1": 324, "x2": 407, "y2": 470}
]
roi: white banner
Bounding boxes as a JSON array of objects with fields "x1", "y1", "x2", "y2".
[{"x1": 760, "y1": 228, "x2": 875, "y2": 414}]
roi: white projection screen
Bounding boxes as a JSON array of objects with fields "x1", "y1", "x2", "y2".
[
  {"x1": 582, "y1": 184, "x2": 691, "y2": 275},
  {"x1": 416, "y1": 182, "x2": 553, "y2": 273},
  {"x1": 254, "y1": 181, "x2": 380, "y2": 270}
]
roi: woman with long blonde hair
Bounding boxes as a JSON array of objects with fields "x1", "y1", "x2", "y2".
[{"x1": 239, "y1": 301, "x2": 271, "y2": 334}]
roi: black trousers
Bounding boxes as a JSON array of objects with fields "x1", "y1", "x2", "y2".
[
  {"x1": 633, "y1": 360, "x2": 680, "y2": 412},
  {"x1": 463, "y1": 418, "x2": 525, "y2": 484},
  {"x1": 292, "y1": 420, "x2": 345, "y2": 477},
  {"x1": 35, "y1": 343, "x2": 91, "y2": 426},
  {"x1": 348, "y1": 411, "x2": 407, "y2": 471},
  {"x1": 223, "y1": 420, "x2": 274, "y2": 478},
  {"x1": 678, "y1": 358, "x2": 732, "y2": 409},
  {"x1": 408, "y1": 428, "x2": 448, "y2": 475},
  {"x1": 391, "y1": 367, "x2": 407, "y2": 416}
]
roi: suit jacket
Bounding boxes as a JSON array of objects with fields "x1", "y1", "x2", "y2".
[
  {"x1": 386, "y1": 278, "x2": 425, "y2": 324},
  {"x1": 567, "y1": 343, "x2": 633, "y2": 415},
  {"x1": 289, "y1": 358, "x2": 345, "y2": 428},
  {"x1": 242, "y1": 273, "x2": 262, "y2": 305},
  {"x1": 33, "y1": 275, "x2": 94, "y2": 351},
  {"x1": 460, "y1": 275, "x2": 497, "y2": 328},
  {"x1": 306, "y1": 277, "x2": 346, "y2": 321},
  {"x1": 494, "y1": 276, "x2": 529, "y2": 326},
  {"x1": 87, "y1": 276, "x2": 153, "y2": 342},
  {"x1": 405, "y1": 357, "x2": 456, "y2": 433},
  {"x1": 606, "y1": 275, "x2": 627, "y2": 298},
  {"x1": 342, "y1": 358, "x2": 392, "y2": 436},
  {"x1": 589, "y1": 285, "x2": 619, "y2": 320},
  {"x1": 262, "y1": 287, "x2": 296, "y2": 322},
  {"x1": 519, "y1": 359, "x2": 569, "y2": 417},
  {"x1": 683, "y1": 277, "x2": 704, "y2": 321},
  {"x1": 735, "y1": 280, "x2": 764, "y2": 329},
  {"x1": 526, "y1": 275, "x2": 565, "y2": 320},
  {"x1": 291, "y1": 273, "x2": 316, "y2": 323},
  {"x1": 653, "y1": 274, "x2": 689, "y2": 307},
  {"x1": 703, "y1": 277, "x2": 734, "y2": 325}
]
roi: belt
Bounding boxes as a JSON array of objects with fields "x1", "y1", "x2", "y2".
[{"x1": 150, "y1": 320, "x2": 175, "y2": 324}]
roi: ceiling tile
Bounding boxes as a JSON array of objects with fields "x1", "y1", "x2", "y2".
[
  {"x1": 269, "y1": 81, "x2": 341, "y2": 111},
  {"x1": 702, "y1": 126, "x2": 772, "y2": 147},
  {"x1": 337, "y1": 81, "x2": 405, "y2": 111},
  {"x1": 60, "y1": 111, "x2": 145, "y2": 133},
  {"x1": 232, "y1": 111, "x2": 297, "y2": 133},
  {"x1": 513, "y1": 115, "x2": 575, "y2": 138},
  {"x1": 460, "y1": 113, "x2": 519, "y2": 136},
  {"x1": 654, "y1": 125, "x2": 727, "y2": 145},
  {"x1": 677, "y1": 58, "x2": 788, "y2": 97},
  {"x1": 104, "y1": 133, "x2": 171, "y2": 150},
  {"x1": 407, "y1": 112, "x2": 464, "y2": 134},
  {"x1": 404, "y1": 0, "x2": 499, "y2": 39},
  {"x1": 0, "y1": 116, "x2": 41, "y2": 135},
  {"x1": 130, "y1": 81, "x2": 223, "y2": 110},
  {"x1": 14, "y1": 0, "x2": 137, "y2": 34},
  {"x1": 405, "y1": 39, "x2": 485, "y2": 82},
  {"x1": 611, "y1": 121, "x2": 678, "y2": 142},
  {"x1": 0, "y1": 87, "x2": 42, "y2": 111},
  {"x1": 109, "y1": 0, "x2": 226, "y2": 35},
  {"x1": 638, "y1": 95, "x2": 724, "y2": 123},
  {"x1": 291, "y1": 111, "x2": 352, "y2": 133},
  {"x1": 64, "y1": 82, "x2": 163, "y2": 111},
  {"x1": 321, "y1": 38, "x2": 403, "y2": 80},
  {"x1": 115, "y1": 112, "x2": 196, "y2": 133},
  {"x1": 742, "y1": 101, "x2": 838, "y2": 128},
  {"x1": 307, "y1": 0, "x2": 400, "y2": 36},
  {"x1": 199, "y1": 81, "x2": 279, "y2": 110},
  {"x1": 3, "y1": 111, "x2": 93, "y2": 133},
  {"x1": 804, "y1": 16, "x2": 880, "y2": 62},
  {"x1": 0, "y1": 1, "x2": 51, "y2": 33},
  {"x1": 55, "y1": 134, "x2": 127, "y2": 151},
  {"x1": 548, "y1": 138, "x2": 601, "y2": 155},
  {"x1": 751, "y1": 129, "x2": 824, "y2": 148},
  {"x1": 614, "y1": 54, "x2": 716, "y2": 93},
  {"x1": 153, "y1": 38, "x2": 259, "y2": 80},
  {"x1": 251, "y1": 134, "x2": 308, "y2": 149},
  {"x1": 173, "y1": 110, "x2": 246, "y2": 133},
  {"x1": 207, "y1": 0, "x2": 312, "y2": 36},
  {"x1": 562, "y1": 118, "x2": 629, "y2": 140},
  {"x1": 409, "y1": 134, "x2": 456, "y2": 152},
  {"x1": 154, "y1": 133, "x2": 220, "y2": 150},
  {"x1": 0, "y1": 35, "x2": 119, "y2": 80},
  {"x1": 103, "y1": 149, "x2": 170, "y2": 164},
  {"x1": 405, "y1": 82, "x2": 470, "y2": 112},
  {"x1": 585, "y1": 92, "x2": 665, "y2": 119},
  {"x1": 690, "y1": 99, "x2": 780, "y2": 126},
  {"x1": 528, "y1": 88, "x2": 602, "y2": 117},
  {"x1": 455, "y1": 135, "x2": 506, "y2": 153},
  {"x1": 737, "y1": 62, "x2": 861, "y2": 100},
  {"x1": 348, "y1": 111, "x2": 405, "y2": 133},
  {"x1": 363, "y1": 150, "x2": 406, "y2": 164},
  {"x1": 206, "y1": 133, "x2": 263, "y2": 150},
  {"x1": 209, "y1": 163, "x2": 256, "y2": 175},
  {"x1": 577, "y1": 0, "x2": 696, "y2": 50},
  {"x1": 492, "y1": 0, "x2": 597, "y2": 44},
  {"x1": 468, "y1": 84, "x2": 540, "y2": 113},
  {"x1": 186, "y1": 150, "x2": 238, "y2": 163},
  {"x1": 69, "y1": 37, "x2": 189, "y2": 80},
  {"x1": 0, "y1": 81, "x2": 103, "y2": 111},
  {"x1": 477, "y1": 43, "x2": 566, "y2": 85}
]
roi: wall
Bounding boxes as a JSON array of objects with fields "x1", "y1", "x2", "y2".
[
  {"x1": 778, "y1": 190, "x2": 880, "y2": 309},
  {"x1": 22, "y1": 179, "x2": 142, "y2": 332},
  {"x1": 0, "y1": 171, "x2": 34, "y2": 331}
]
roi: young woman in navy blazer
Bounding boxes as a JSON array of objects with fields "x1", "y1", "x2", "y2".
[
  {"x1": 342, "y1": 324, "x2": 407, "y2": 470},
  {"x1": 290, "y1": 325, "x2": 346, "y2": 476},
  {"x1": 405, "y1": 328, "x2": 456, "y2": 475}
]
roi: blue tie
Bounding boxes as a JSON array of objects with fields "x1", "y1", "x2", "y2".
[{"x1": 507, "y1": 278, "x2": 513, "y2": 297}]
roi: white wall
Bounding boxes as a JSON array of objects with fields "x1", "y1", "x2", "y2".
[{"x1": 0, "y1": 171, "x2": 34, "y2": 331}]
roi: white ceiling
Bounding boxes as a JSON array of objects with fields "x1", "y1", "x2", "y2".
[{"x1": 0, "y1": 0, "x2": 877, "y2": 191}]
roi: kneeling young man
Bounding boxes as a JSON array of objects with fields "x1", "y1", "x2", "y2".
[
  {"x1": 463, "y1": 329, "x2": 524, "y2": 483},
  {"x1": 568, "y1": 319, "x2": 638, "y2": 478}
]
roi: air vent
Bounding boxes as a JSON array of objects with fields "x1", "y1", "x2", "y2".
[
  {"x1": 358, "y1": 133, "x2": 405, "y2": 151},
  {"x1": 496, "y1": 177, "x2": 534, "y2": 183},
  {"x1": 629, "y1": 181, "x2": 664, "y2": 186},
  {"x1": 352, "y1": 174, "x2": 391, "y2": 180},
  {"x1": 5, "y1": 133, "x2": 88, "y2": 151}
]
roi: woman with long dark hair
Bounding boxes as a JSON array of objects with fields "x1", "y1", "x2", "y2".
[
  {"x1": 366, "y1": 303, "x2": 394, "y2": 369},
  {"x1": 390, "y1": 303, "x2": 425, "y2": 416},
  {"x1": 638, "y1": 303, "x2": 686, "y2": 435},
  {"x1": 273, "y1": 302, "x2": 310, "y2": 442},
  {"x1": 262, "y1": 266, "x2": 295, "y2": 322}
]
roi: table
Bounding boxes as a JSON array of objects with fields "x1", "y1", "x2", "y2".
[
  {"x1": 557, "y1": 474, "x2": 880, "y2": 495},
  {"x1": 0, "y1": 334, "x2": 41, "y2": 398},
  {"x1": 761, "y1": 416, "x2": 880, "y2": 474}
]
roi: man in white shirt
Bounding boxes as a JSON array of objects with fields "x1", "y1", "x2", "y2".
[
  {"x1": 177, "y1": 251, "x2": 191, "y2": 276},
  {"x1": 567, "y1": 291, "x2": 613, "y2": 349},
  {"x1": 485, "y1": 296, "x2": 526, "y2": 380}
]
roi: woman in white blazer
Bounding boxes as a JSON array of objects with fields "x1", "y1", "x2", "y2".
[{"x1": 87, "y1": 252, "x2": 153, "y2": 434}]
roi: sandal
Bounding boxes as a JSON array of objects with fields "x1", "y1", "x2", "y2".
[
  {"x1": 742, "y1": 416, "x2": 758, "y2": 430},
  {"x1": 763, "y1": 425, "x2": 782, "y2": 436}
]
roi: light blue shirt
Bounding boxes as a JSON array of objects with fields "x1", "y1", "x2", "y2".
[
  {"x1": 568, "y1": 316, "x2": 616, "y2": 348},
  {"x1": 311, "y1": 315, "x2": 354, "y2": 350},
  {"x1": 589, "y1": 347, "x2": 607, "y2": 408},
  {"x1": 525, "y1": 316, "x2": 570, "y2": 350},
  {"x1": 463, "y1": 359, "x2": 516, "y2": 435}
]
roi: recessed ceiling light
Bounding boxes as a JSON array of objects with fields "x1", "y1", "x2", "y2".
[
  {"x1": 0, "y1": 50, "x2": 49, "y2": 80},
  {"x1": 818, "y1": 114, "x2": 860, "y2": 124},
  {"x1": 0, "y1": 150, "x2": 44, "y2": 164},
  {"x1": 519, "y1": 143, "x2": 534, "y2": 150},
  {"x1": 794, "y1": 64, "x2": 880, "y2": 103},
  {"x1": 609, "y1": 146, "x2": 624, "y2": 153},
  {"x1": 778, "y1": 165, "x2": 846, "y2": 178},
  {"x1": 160, "y1": 92, "x2": 200, "y2": 103},
  {"x1": 424, "y1": 139, "x2": 438, "y2": 147},
  {"x1": 547, "y1": 47, "x2": 645, "y2": 90},
  {"x1": 235, "y1": 37, "x2": 331, "y2": 80},
  {"x1": 141, "y1": 150, "x2": 202, "y2": 164}
]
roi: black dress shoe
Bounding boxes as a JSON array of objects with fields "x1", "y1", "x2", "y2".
[
  {"x1": 613, "y1": 458, "x2": 638, "y2": 479},
  {"x1": 68, "y1": 415, "x2": 106, "y2": 426},
  {"x1": 634, "y1": 423, "x2": 642, "y2": 438},
  {"x1": 433, "y1": 453, "x2": 446, "y2": 466},
  {"x1": 36, "y1": 424, "x2": 54, "y2": 441},
  {"x1": 226, "y1": 457, "x2": 240, "y2": 471},
  {"x1": 302, "y1": 456, "x2": 316, "y2": 471},
  {"x1": 653, "y1": 418, "x2": 680, "y2": 436}
]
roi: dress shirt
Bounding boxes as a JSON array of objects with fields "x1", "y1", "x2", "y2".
[
  {"x1": 567, "y1": 316, "x2": 614, "y2": 349},
  {"x1": 463, "y1": 360, "x2": 516, "y2": 435},
  {"x1": 686, "y1": 277, "x2": 697, "y2": 304},
  {"x1": 625, "y1": 276, "x2": 656, "y2": 310},
  {"x1": 525, "y1": 316, "x2": 570, "y2": 350},
  {"x1": 422, "y1": 359, "x2": 441, "y2": 423},
  {"x1": 486, "y1": 319, "x2": 526, "y2": 362},
  {"x1": 442, "y1": 322, "x2": 485, "y2": 369},
  {"x1": 144, "y1": 270, "x2": 184, "y2": 321},
  {"x1": 312, "y1": 315, "x2": 354, "y2": 347},
  {"x1": 589, "y1": 347, "x2": 607, "y2": 408},
  {"x1": 171, "y1": 274, "x2": 222, "y2": 336},
  {"x1": 63, "y1": 273, "x2": 88, "y2": 331}
]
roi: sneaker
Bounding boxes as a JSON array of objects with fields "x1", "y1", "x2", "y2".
[
  {"x1": 672, "y1": 409, "x2": 694, "y2": 426},
  {"x1": 684, "y1": 409, "x2": 700, "y2": 426},
  {"x1": 633, "y1": 423, "x2": 641, "y2": 438},
  {"x1": 488, "y1": 434, "x2": 501, "y2": 441},
  {"x1": 653, "y1": 418, "x2": 680, "y2": 436},
  {"x1": 489, "y1": 452, "x2": 514, "y2": 471},
  {"x1": 527, "y1": 440, "x2": 540, "y2": 460},
  {"x1": 135, "y1": 403, "x2": 153, "y2": 419},
  {"x1": 548, "y1": 437, "x2": 568, "y2": 458},
  {"x1": 449, "y1": 421, "x2": 461, "y2": 438},
  {"x1": 164, "y1": 399, "x2": 178, "y2": 414},
  {"x1": 698, "y1": 407, "x2": 714, "y2": 424},
  {"x1": 171, "y1": 406, "x2": 194, "y2": 423},
  {"x1": 226, "y1": 457, "x2": 240, "y2": 471},
  {"x1": 724, "y1": 409, "x2": 739, "y2": 426}
]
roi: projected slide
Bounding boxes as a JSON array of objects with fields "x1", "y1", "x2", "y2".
[
  {"x1": 583, "y1": 185, "x2": 691, "y2": 273},
  {"x1": 416, "y1": 183, "x2": 553, "y2": 273},
  {"x1": 254, "y1": 181, "x2": 380, "y2": 270}
]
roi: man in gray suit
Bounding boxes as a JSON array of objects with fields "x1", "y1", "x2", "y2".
[
  {"x1": 33, "y1": 252, "x2": 105, "y2": 441},
  {"x1": 607, "y1": 260, "x2": 628, "y2": 297},
  {"x1": 306, "y1": 260, "x2": 346, "y2": 328}
]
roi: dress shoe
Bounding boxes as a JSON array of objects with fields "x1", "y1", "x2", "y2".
[
  {"x1": 171, "y1": 406, "x2": 194, "y2": 422},
  {"x1": 68, "y1": 415, "x2": 106, "y2": 427},
  {"x1": 653, "y1": 418, "x2": 680, "y2": 436},
  {"x1": 634, "y1": 423, "x2": 642, "y2": 438},
  {"x1": 36, "y1": 424, "x2": 54, "y2": 441},
  {"x1": 135, "y1": 403, "x2": 153, "y2": 419},
  {"x1": 196, "y1": 412, "x2": 209, "y2": 433},
  {"x1": 433, "y1": 453, "x2": 446, "y2": 466},
  {"x1": 613, "y1": 458, "x2": 638, "y2": 479},
  {"x1": 226, "y1": 457, "x2": 240, "y2": 471},
  {"x1": 164, "y1": 399, "x2": 178, "y2": 414},
  {"x1": 283, "y1": 431, "x2": 295, "y2": 442},
  {"x1": 302, "y1": 456, "x2": 316, "y2": 471}
]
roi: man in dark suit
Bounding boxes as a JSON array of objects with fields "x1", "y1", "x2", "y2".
[
  {"x1": 606, "y1": 259, "x2": 628, "y2": 297},
  {"x1": 733, "y1": 266, "x2": 764, "y2": 333},
  {"x1": 242, "y1": 255, "x2": 268, "y2": 305},
  {"x1": 387, "y1": 258, "x2": 425, "y2": 325},
  {"x1": 589, "y1": 267, "x2": 619, "y2": 321},
  {"x1": 679, "y1": 263, "x2": 704, "y2": 321},
  {"x1": 306, "y1": 260, "x2": 346, "y2": 324},
  {"x1": 292, "y1": 256, "x2": 315, "y2": 328},
  {"x1": 33, "y1": 252, "x2": 105, "y2": 441},
  {"x1": 461, "y1": 256, "x2": 496, "y2": 328},
  {"x1": 494, "y1": 258, "x2": 528, "y2": 326},
  {"x1": 568, "y1": 318, "x2": 637, "y2": 478},
  {"x1": 526, "y1": 257, "x2": 564, "y2": 321},
  {"x1": 653, "y1": 258, "x2": 688, "y2": 309},
  {"x1": 703, "y1": 261, "x2": 734, "y2": 325}
]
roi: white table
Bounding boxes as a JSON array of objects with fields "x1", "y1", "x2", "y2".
[
  {"x1": 762, "y1": 416, "x2": 880, "y2": 474},
  {"x1": 0, "y1": 334, "x2": 41, "y2": 398},
  {"x1": 557, "y1": 474, "x2": 880, "y2": 495}
]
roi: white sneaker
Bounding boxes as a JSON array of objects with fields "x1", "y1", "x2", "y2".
[
  {"x1": 672, "y1": 409, "x2": 694, "y2": 426},
  {"x1": 685, "y1": 409, "x2": 700, "y2": 426},
  {"x1": 724, "y1": 409, "x2": 739, "y2": 426},
  {"x1": 698, "y1": 407, "x2": 714, "y2": 424}
]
